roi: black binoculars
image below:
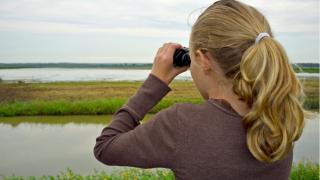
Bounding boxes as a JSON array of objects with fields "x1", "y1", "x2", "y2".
[{"x1": 173, "y1": 47, "x2": 191, "y2": 67}]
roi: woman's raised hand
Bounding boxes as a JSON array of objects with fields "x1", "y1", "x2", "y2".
[{"x1": 151, "y1": 42, "x2": 190, "y2": 85}]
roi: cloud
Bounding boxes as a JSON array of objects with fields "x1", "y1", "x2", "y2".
[
  {"x1": 0, "y1": 19, "x2": 190, "y2": 38},
  {"x1": 0, "y1": 0, "x2": 317, "y2": 36},
  {"x1": 0, "y1": 0, "x2": 318, "y2": 63}
]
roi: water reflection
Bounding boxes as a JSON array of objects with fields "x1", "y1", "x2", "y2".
[
  {"x1": 0, "y1": 114, "x2": 153, "y2": 177},
  {"x1": 0, "y1": 114, "x2": 318, "y2": 177},
  {"x1": 0, "y1": 123, "x2": 113, "y2": 177}
]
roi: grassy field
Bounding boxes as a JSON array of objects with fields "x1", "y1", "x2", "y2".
[
  {"x1": 1, "y1": 161, "x2": 319, "y2": 180},
  {"x1": 0, "y1": 77, "x2": 318, "y2": 116},
  {"x1": 293, "y1": 67, "x2": 319, "y2": 73}
]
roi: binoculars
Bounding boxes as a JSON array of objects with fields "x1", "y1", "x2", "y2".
[{"x1": 173, "y1": 47, "x2": 191, "y2": 67}]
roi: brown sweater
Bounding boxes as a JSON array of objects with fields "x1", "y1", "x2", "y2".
[{"x1": 93, "y1": 73, "x2": 293, "y2": 180}]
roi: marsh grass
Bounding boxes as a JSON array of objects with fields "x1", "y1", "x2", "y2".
[
  {"x1": 290, "y1": 161, "x2": 320, "y2": 180},
  {"x1": 1, "y1": 161, "x2": 319, "y2": 180},
  {"x1": 303, "y1": 97, "x2": 319, "y2": 110},
  {"x1": 0, "y1": 98, "x2": 127, "y2": 116},
  {"x1": 0, "y1": 78, "x2": 318, "y2": 116},
  {"x1": 0, "y1": 97, "x2": 317, "y2": 117},
  {"x1": 293, "y1": 67, "x2": 320, "y2": 73},
  {"x1": 0, "y1": 98, "x2": 204, "y2": 117}
]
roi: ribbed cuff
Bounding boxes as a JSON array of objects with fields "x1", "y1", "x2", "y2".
[{"x1": 124, "y1": 73, "x2": 172, "y2": 121}]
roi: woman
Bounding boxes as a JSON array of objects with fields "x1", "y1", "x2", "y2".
[{"x1": 93, "y1": 0, "x2": 310, "y2": 179}]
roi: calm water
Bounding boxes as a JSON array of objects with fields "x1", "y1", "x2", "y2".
[
  {"x1": 0, "y1": 114, "x2": 318, "y2": 177},
  {"x1": 0, "y1": 68, "x2": 318, "y2": 82}
]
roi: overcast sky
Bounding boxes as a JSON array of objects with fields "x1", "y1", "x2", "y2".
[{"x1": 0, "y1": 0, "x2": 318, "y2": 63}]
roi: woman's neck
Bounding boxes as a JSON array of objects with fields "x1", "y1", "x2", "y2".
[{"x1": 208, "y1": 83, "x2": 250, "y2": 117}]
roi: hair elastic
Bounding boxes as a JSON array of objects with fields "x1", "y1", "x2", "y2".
[{"x1": 255, "y1": 32, "x2": 270, "y2": 44}]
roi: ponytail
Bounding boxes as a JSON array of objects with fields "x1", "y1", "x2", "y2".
[{"x1": 232, "y1": 36, "x2": 307, "y2": 163}]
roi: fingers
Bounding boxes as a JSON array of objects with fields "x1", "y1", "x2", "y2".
[
  {"x1": 157, "y1": 42, "x2": 182, "y2": 56},
  {"x1": 162, "y1": 42, "x2": 182, "y2": 55},
  {"x1": 156, "y1": 47, "x2": 163, "y2": 54},
  {"x1": 165, "y1": 42, "x2": 182, "y2": 50}
]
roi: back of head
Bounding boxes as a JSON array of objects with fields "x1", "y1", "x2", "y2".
[{"x1": 190, "y1": 0, "x2": 313, "y2": 163}]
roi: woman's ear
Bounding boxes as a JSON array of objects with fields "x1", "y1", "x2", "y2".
[{"x1": 196, "y1": 49, "x2": 212, "y2": 74}]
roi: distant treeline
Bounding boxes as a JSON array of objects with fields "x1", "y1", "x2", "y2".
[
  {"x1": 293, "y1": 63, "x2": 319, "y2": 68},
  {"x1": 0, "y1": 62, "x2": 318, "y2": 70}
]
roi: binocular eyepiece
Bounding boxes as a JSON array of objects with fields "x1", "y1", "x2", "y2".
[{"x1": 173, "y1": 47, "x2": 191, "y2": 67}]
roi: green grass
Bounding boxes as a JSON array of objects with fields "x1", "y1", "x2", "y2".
[
  {"x1": 0, "y1": 98, "x2": 126, "y2": 116},
  {"x1": 1, "y1": 167, "x2": 175, "y2": 180},
  {"x1": 0, "y1": 98, "x2": 204, "y2": 117},
  {"x1": 293, "y1": 67, "x2": 320, "y2": 73},
  {"x1": 0, "y1": 97, "x2": 317, "y2": 117},
  {"x1": 1, "y1": 162, "x2": 319, "y2": 180},
  {"x1": 303, "y1": 96, "x2": 319, "y2": 110},
  {"x1": 0, "y1": 98, "x2": 316, "y2": 117},
  {"x1": 290, "y1": 161, "x2": 320, "y2": 180}
]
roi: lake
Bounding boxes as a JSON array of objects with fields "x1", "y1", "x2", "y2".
[
  {"x1": 0, "y1": 114, "x2": 318, "y2": 177},
  {"x1": 0, "y1": 68, "x2": 319, "y2": 82}
]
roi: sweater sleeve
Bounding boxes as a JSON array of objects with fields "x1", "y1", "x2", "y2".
[{"x1": 93, "y1": 73, "x2": 180, "y2": 169}]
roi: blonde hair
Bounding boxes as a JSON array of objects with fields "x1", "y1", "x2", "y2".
[{"x1": 190, "y1": 0, "x2": 314, "y2": 163}]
